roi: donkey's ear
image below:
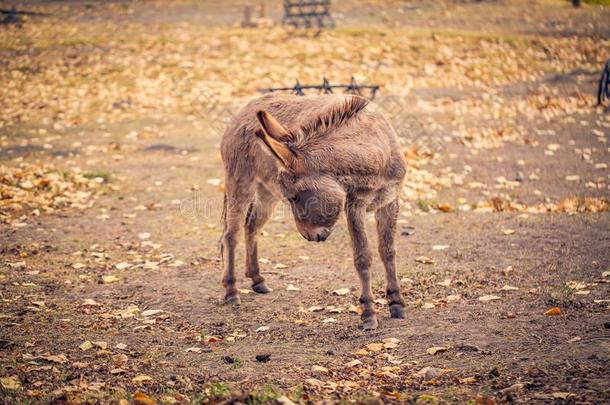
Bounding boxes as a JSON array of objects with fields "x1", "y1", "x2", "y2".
[
  {"x1": 256, "y1": 110, "x2": 291, "y2": 140},
  {"x1": 255, "y1": 110, "x2": 295, "y2": 167}
]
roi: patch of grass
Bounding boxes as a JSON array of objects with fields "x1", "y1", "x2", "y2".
[
  {"x1": 230, "y1": 356, "x2": 243, "y2": 369},
  {"x1": 83, "y1": 171, "x2": 110, "y2": 183},
  {"x1": 247, "y1": 383, "x2": 281, "y2": 405},
  {"x1": 206, "y1": 381, "x2": 231, "y2": 398},
  {"x1": 417, "y1": 199, "x2": 434, "y2": 212}
]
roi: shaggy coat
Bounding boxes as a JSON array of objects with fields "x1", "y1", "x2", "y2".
[{"x1": 220, "y1": 93, "x2": 406, "y2": 330}]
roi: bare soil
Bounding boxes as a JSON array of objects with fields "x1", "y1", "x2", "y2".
[{"x1": 1, "y1": 1, "x2": 609, "y2": 404}]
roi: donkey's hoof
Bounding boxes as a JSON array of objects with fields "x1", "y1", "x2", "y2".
[
  {"x1": 389, "y1": 304, "x2": 405, "y2": 319},
  {"x1": 252, "y1": 281, "x2": 270, "y2": 294},
  {"x1": 224, "y1": 295, "x2": 241, "y2": 306},
  {"x1": 362, "y1": 317, "x2": 379, "y2": 331}
]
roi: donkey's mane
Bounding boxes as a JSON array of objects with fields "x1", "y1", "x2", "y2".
[{"x1": 298, "y1": 96, "x2": 369, "y2": 138}]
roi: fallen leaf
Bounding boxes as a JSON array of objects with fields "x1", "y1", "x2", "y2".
[
  {"x1": 322, "y1": 317, "x2": 336, "y2": 323},
  {"x1": 545, "y1": 307, "x2": 561, "y2": 316},
  {"x1": 185, "y1": 347, "x2": 202, "y2": 353},
  {"x1": 478, "y1": 295, "x2": 501, "y2": 302},
  {"x1": 79, "y1": 341, "x2": 94, "y2": 351},
  {"x1": 277, "y1": 395, "x2": 296, "y2": 405},
  {"x1": 92, "y1": 341, "x2": 107, "y2": 350},
  {"x1": 133, "y1": 391, "x2": 157, "y2": 405},
  {"x1": 311, "y1": 365, "x2": 329, "y2": 374},
  {"x1": 432, "y1": 245, "x2": 450, "y2": 251},
  {"x1": 138, "y1": 232, "x2": 151, "y2": 240},
  {"x1": 552, "y1": 392, "x2": 575, "y2": 400},
  {"x1": 0, "y1": 376, "x2": 21, "y2": 390},
  {"x1": 82, "y1": 298, "x2": 101, "y2": 307},
  {"x1": 101, "y1": 275, "x2": 119, "y2": 284},
  {"x1": 502, "y1": 229, "x2": 515, "y2": 235},
  {"x1": 500, "y1": 285, "x2": 519, "y2": 291},
  {"x1": 255, "y1": 326, "x2": 270, "y2": 332},
  {"x1": 286, "y1": 284, "x2": 300, "y2": 291},
  {"x1": 415, "y1": 366, "x2": 448, "y2": 380},
  {"x1": 115, "y1": 262, "x2": 130, "y2": 270},
  {"x1": 574, "y1": 290, "x2": 590, "y2": 295},
  {"x1": 141, "y1": 309, "x2": 164, "y2": 317},
  {"x1": 438, "y1": 278, "x2": 452, "y2": 287},
  {"x1": 345, "y1": 359, "x2": 362, "y2": 367},
  {"x1": 42, "y1": 354, "x2": 68, "y2": 363},
  {"x1": 365, "y1": 343, "x2": 384, "y2": 352},
  {"x1": 426, "y1": 346, "x2": 449, "y2": 355},
  {"x1": 332, "y1": 288, "x2": 350, "y2": 296},
  {"x1": 132, "y1": 375, "x2": 153, "y2": 384},
  {"x1": 415, "y1": 256, "x2": 434, "y2": 264},
  {"x1": 567, "y1": 336, "x2": 581, "y2": 343}
]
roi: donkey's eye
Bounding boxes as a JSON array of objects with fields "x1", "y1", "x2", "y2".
[{"x1": 287, "y1": 195, "x2": 297, "y2": 203}]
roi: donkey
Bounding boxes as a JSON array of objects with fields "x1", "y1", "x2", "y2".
[{"x1": 220, "y1": 93, "x2": 406, "y2": 330}]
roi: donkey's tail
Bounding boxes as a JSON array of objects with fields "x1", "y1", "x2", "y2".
[{"x1": 218, "y1": 192, "x2": 227, "y2": 259}]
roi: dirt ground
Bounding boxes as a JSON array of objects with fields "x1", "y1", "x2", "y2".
[{"x1": 1, "y1": 0, "x2": 609, "y2": 404}]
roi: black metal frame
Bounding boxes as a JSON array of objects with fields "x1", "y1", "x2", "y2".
[
  {"x1": 597, "y1": 59, "x2": 610, "y2": 107},
  {"x1": 0, "y1": 7, "x2": 46, "y2": 24},
  {"x1": 258, "y1": 77, "x2": 379, "y2": 100},
  {"x1": 282, "y1": 0, "x2": 335, "y2": 29}
]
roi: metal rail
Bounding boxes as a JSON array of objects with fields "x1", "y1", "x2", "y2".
[{"x1": 258, "y1": 77, "x2": 380, "y2": 100}]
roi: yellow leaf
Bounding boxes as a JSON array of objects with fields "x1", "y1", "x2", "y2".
[
  {"x1": 345, "y1": 359, "x2": 362, "y2": 367},
  {"x1": 0, "y1": 376, "x2": 21, "y2": 390},
  {"x1": 101, "y1": 275, "x2": 119, "y2": 284},
  {"x1": 311, "y1": 365, "x2": 329, "y2": 374},
  {"x1": 354, "y1": 349, "x2": 369, "y2": 356},
  {"x1": 365, "y1": 343, "x2": 384, "y2": 352},
  {"x1": 132, "y1": 375, "x2": 153, "y2": 384},
  {"x1": 426, "y1": 346, "x2": 449, "y2": 355},
  {"x1": 415, "y1": 256, "x2": 434, "y2": 264}
]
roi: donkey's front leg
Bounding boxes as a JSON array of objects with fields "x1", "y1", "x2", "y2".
[
  {"x1": 375, "y1": 199, "x2": 405, "y2": 319},
  {"x1": 346, "y1": 200, "x2": 377, "y2": 330},
  {"x1": 244, "y1": 186, "x2": 276, "y2": 294}
]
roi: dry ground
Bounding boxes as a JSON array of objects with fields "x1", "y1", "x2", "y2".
[{"x1": 1, "y1": 0, "x2": 609, "y2": 404}]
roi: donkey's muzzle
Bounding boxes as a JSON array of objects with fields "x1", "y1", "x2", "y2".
[{"x1": 303, "y1": 226, "x2": 331, "y2": 242}]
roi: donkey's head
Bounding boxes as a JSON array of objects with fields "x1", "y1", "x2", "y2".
[{"x1": 255, "y1": 110, "x2": 345, "y2": 242}]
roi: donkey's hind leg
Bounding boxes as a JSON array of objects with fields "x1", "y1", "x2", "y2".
[
  {"x1": 245, "y1": 184, "x2": 276, "y2": 293},
  {"x1": 221, "y1": 180, "x2": 255, "y2": 305},
  {"x1": 375, "y1": 198, "x2": 405, "y2": 319}
]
